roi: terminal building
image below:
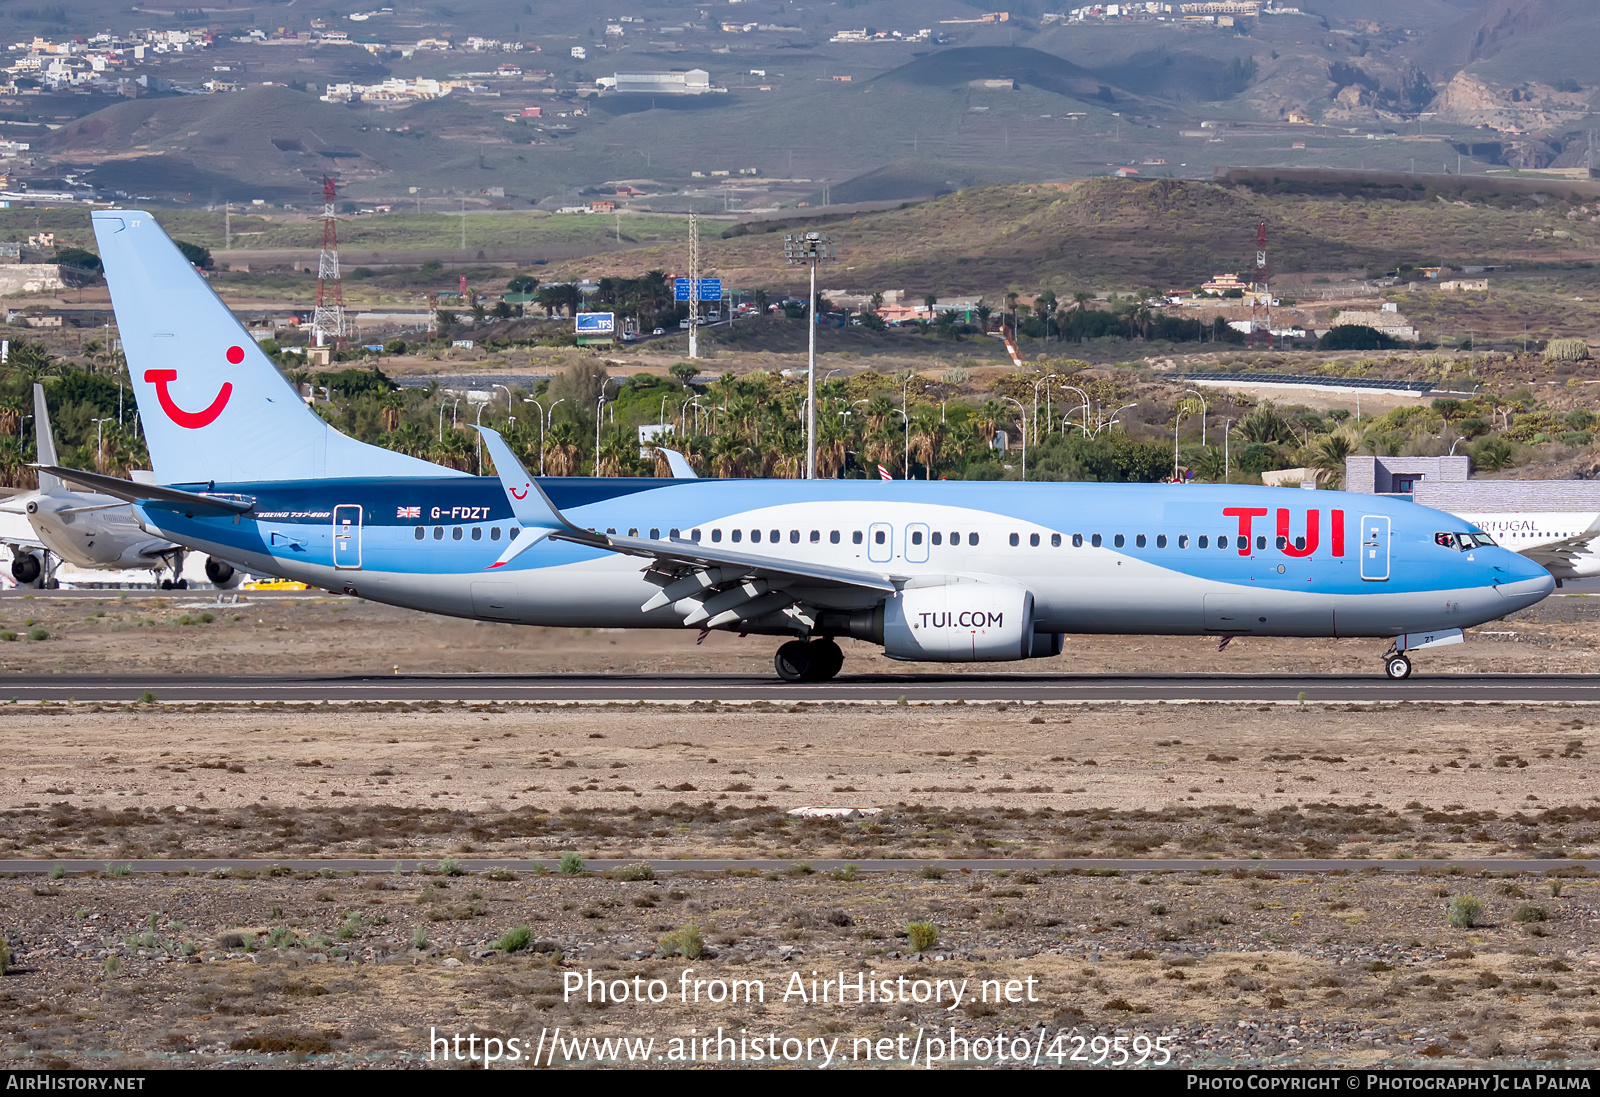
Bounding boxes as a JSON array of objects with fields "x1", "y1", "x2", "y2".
[{"x1": 606, "y1": 69, "x2": 713, "y2": 95}]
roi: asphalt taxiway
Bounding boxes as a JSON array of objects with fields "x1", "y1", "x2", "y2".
[{"x1": 3, "y1": 672, "x2": 1600, "y2": 704}]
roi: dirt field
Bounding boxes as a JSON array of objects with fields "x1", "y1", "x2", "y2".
[{"x1": 1, "y1": 593, "x2": 1599, "y2": 1069}]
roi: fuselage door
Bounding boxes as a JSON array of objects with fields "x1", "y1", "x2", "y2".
[
  {"x1": 1360, "y1": 514, "x2": 1390, "y2": 581},
  {"x1": 904, "y1": 522, "x2": 930, "y2": 564},
  {"x1": 333, "y1": 504, "x2": 363, "y2": 570},
  {"x1": 867, "y1": 521, "x2": 893, "y2": 563}
]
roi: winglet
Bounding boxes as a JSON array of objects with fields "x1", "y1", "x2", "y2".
[
  {"x1": 656, "y1": 447, "x2": 698, "y2": 479},
  {"x1": 32, "y1": 384, "x2": 64, "y2": 496},
  {"x1": 473, "y1": 426, "x2": 603, "y2": 568}
]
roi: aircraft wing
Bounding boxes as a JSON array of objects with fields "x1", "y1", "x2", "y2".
[
  {"x1": 1520, "y1": 532, "x2": 1600, "y2": 576},
  {"x1": 475, "y1": 425, "x2": 900, "y2": 630},
  {"x1": 30, "y1": 465, "x2": 255, "y2": 517}
]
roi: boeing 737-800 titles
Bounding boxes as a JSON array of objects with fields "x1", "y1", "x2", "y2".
[{"x1": 40, "y1": 210, "x2": 1554, "y2": 682}]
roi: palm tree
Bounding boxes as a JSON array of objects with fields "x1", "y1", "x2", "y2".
[
  {"x1": 1073, "y1": 290, "x2": 1094, "y2": 312},
  {"x1": 974, "y1": 400, "x2": 1008, "y2": 445},
  {"x1": 909, "y1": 407, "x2": 946, "y2": 479},
  {"x1": 545, "y1": 420, "x2": 582, "y2": 476},
  {"x1": 1308, "y1": 426, "x2": 1360, "y2": 487}
]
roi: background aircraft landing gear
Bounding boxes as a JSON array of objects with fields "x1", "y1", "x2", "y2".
[
  {"x1": 1384, "y1": 653, "x2": 1412, "y2": 680},
  {"x1": 774, "y1": 638, "x2": 845, "y2": 683}
]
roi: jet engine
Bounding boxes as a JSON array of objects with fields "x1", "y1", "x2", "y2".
[
  {"x1": 10, "y1": 550, "x2": 41, "y2": 586},
  {"x1": 826, "y1": 582, "x2": 1045, "y2": 662},
  {"x1": 204, "y1": 557, "x2": 243, "y2": 589}
]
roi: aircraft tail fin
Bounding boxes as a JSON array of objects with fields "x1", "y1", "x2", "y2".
[
  {"x1": 657, "y1": 447, "x2": 698, "y2": 479},
  {"x1": 31, "y1": 384, "x2": 64, "y2": 496},
  {"x1": 90, "y1": 210, "x2": 467, "y2": 485}
]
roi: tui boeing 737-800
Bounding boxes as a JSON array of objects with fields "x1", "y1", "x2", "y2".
[{"x1": 46, "y1": 209, "x2": 1554, "y2": 682}]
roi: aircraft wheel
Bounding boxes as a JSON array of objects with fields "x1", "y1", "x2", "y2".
[
  {"x1": 10, "y1": 553, "x2": 39, "y2": 586},
  {"x1": 774, "y1": 640, "x2": 812, "y2": 683},
  {"x1": 806, "y1": 638, "x2": 844, "y2": 681},
  {"x1": 1384, "y1": 654, "x2": 1412, "y2": 680},
  {"x1": 43, "y1": 578, "x2": 58, "y2": 590},
  {"x1": 160, "y1": 579, "x2": 173, "y2": 590},
  {"x1": 176, "y1": 579, "x2": 188, "y2": 590}
]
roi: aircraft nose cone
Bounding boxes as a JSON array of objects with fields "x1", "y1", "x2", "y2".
[{"x1": 1494, "y1": 568, "x2": 1555, "y2": 610}]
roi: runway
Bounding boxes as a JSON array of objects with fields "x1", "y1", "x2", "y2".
[
  {"x1": 5, "y1": 672, "x2": 1600, "y2": 703},
  {"x1": 0, "y1": 858, "x2": 1592, "y2": 875}
]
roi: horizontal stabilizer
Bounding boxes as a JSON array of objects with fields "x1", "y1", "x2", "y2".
[{"x1": 30, "y1": 465, "x2": 255, "y2": 516}]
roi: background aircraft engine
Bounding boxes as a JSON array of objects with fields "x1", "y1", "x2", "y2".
[
  {"x1": 204, "y1": 557, "x2": 241, "y2": 588},
  {"x1": 881, "y1": 583, "x2": 1036, "y2": 662},
  {"x1": 10, "y1": 551, "x2": 40, "y2": 586}
]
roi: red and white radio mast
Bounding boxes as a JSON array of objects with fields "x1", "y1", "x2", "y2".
[
  {"x1": 312, "y1": 174, "x2": 345, "y2": 348},
  {"x1": 1249, "y1": 220, "x2": 1269, "y2": 349}
]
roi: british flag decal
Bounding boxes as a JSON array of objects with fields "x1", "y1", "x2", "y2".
[{"x1": 397, "y1": 506, "x2": 421, "y2": 519}]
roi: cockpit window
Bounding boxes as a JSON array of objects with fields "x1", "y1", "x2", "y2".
[{"x1": 1437, "y1": 531, "x2": 1496, "y2": 551}]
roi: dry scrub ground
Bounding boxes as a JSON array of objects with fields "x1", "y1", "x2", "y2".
[{"x1": 0, "y1": 594, "x2": 1598, "y2": 1068}]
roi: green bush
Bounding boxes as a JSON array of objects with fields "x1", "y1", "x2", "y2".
[
  {"x1": 411, "y1": 926, "x2": 428, "y2": 950},
  {"x1": 906, "y1": 920, "x2": 940, "y2": 952},
  {"x1": 47, "y1": 863, "x2": 64, "y2": 880},
  {"x1": 26, "y1": 627, "x2": 46, "y2": 641},
  {"x1": 1447, "y1": 894, "x2": 1484, "y2": 928},
  {"x1": 496, "y1": 925, "x2": 533, "y2": 953},
  {"x1": 833, "y1": 864, "x2": 858, "y2": 882},
  {"x1": 0, "y1": 631, "x2": 15, "y2": 642},
  {"x1": 610, "y1": 862, "x2": 654, "y2": 882},
  {"x1": 105, "y1": 862, "x2": 131, "y2": 877},
  {"x1": 558, "y1": 852, "x2": 584, "y2": 875},
  {"x1": 1511, "y1": 904, "x2": 1548, "y2": 923},
  {"x1": 919, "y1": 865, "x2": 945, "y2": 880},
  {"x1": 1544, "y1": 337, "x2": 1591, "y2": 362},
  {"x1": 659, "y1": 922, "x2": 703, "y2": 960},
  {"x1": 438, "y1": 857, "x2": 465, "y2": 877},
  {"x1": 0, "y1": 936, "x2": 10, "y2": 974}
]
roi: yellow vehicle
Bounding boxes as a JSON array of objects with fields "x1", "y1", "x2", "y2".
[{"x1": 242, "y1": 578, "x2": 312, "y2": 591}]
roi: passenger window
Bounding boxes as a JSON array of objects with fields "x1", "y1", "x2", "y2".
[
  {"x1": 472, "y1": 527, "x2": 482, "y2": 541},
  {"x1": 932, "y1": 532, "x2": 943, "y2": 546},
  {"x1": 1295, "y1": 536, "x2": 1306, "y2": 550},
  {"x1": 852, "y1": 531, "x2": 863, "y2": 545},
  {"x1": 414, "y1": 527, "x2": 424, "y2": 540},
  {"x1": 607, "y1": 528, "x2": 617, "y2": 535},
  {"x1": 712, "y1": 529, "x2": 722, "y2": 543},
  {"x1": 690, "y1": 529, "x2": 701, "y2": 542},
  {"x1": 628, "y1": 528, "x2": 638, "y2": 537},
  {"x1": 491, "y1": 527, "x2": 501, "y2": 541},
  {"x1": 650, "y1": 528, "x2": 660, "y2": 540},
  {"x1": 1276, "y1": 536, "x2": 1287, "y2": 549},
  {"x1": 1114, "y1": 534, "x2": 1125, "y2": 548},
  {"x1": 732, "y1": 529, "x2": 743, "y2": 543},
  {"x1": 1256, "y1": 536, "x2": 1265, "y2": 550},
  {"x1": 912, "y1": 531, "x2": 924, "y2": 545},
  {"x1": 1091, "y1": 534, "x2": 1103, "y2": 548},
  {"x1": 791, "y1": 530, "x2": 800, "y2": 543},
  {"x1": 810, "y1": 530, "x2": 820, "y2": 543},
  {"x1": 434, "y1": 526, "x2": 444, "y2": 540},
  {"x1": 1157, "y1": 534, "x2": 1167, "y2": 548},
  {"x1": 1029, "y1": 533, "x2": 1040, "y2": 547},
  {"x1": 1072, "y1": 533, "x2": 1083, "y2": 548},
  {"x1": 1219, "y1": 536, "x2": 1229, "y2": 551},
  {"x1": 1050, "y1": 533, "x2": 1061, "y2": 547},
  {"x1": 1198, "y1": 535, "x2": 1208, "y2": 549},
  {"x1": 968, "y1": 533, "x2": 980, "y2": 546},
  {"x1": 771, "y1": 529, "x2": 780, "y2": 543},
  {"x1": 1136, "y1": 534, "x2": 1146, "y2": 548},
  {"x1": 510, "y1": 527, "x2": 519, "y2": 540},
  {"x1": 750, "y1": 529, "x2": 760, "y2": 543},
  {"x1": 453, "y1": 527, "x2": 463, "y2": 540},
  {"x1": 1236, "y1": 536, "x2": 1246, "y2": 550},
  {"x1": 830, "y1": 530, "x2": 840, "y2": 544},
  {"x1": 949, "y1": 531, "x2": 959, "y2": 544},
  {"x1": 670, "y1": 528, "x2": 679, "y2": 539},
  {"x1": 1178, "y1": 535, "x2": 1189, "y2": 549},
  {"x1": 1009, "y1": 532, "x2": 1019, "y2": 547},
  {"x1": 874, "y1": 530, "x2": 886, "y2": 545}
]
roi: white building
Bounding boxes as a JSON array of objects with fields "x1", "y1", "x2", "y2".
[{"x1": 612, "y1": 68, "x2": 712, "y2": 95}]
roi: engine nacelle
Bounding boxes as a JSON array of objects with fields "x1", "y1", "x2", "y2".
[
  {"x1": 10, "y1": 550, "x2": 41, "y2": 586},
  {"x1": 204, "y1": 557, "x2": 242, "y2": 588},
  {"x1": 881, "y1": 582, "x2": 1035, "y2": 662}
]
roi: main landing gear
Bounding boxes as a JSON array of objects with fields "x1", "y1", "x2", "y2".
[
  {"x1": 1384, "y1": 652, "x2": 1412, "y2": 680},
  {"x1": 774, "y1": 638, "x2": 845, "y2": 683}
]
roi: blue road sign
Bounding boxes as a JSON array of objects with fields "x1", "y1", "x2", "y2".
[{"x1": 675, "y1": 278, "x2": 723, "y2": 302}]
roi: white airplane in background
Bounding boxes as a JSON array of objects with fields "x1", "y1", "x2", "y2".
[
  {"x1": 1446, "y1": 509, "x2": 1600, "y2": 584},
  {"x1": 0, "y1": 384, "x2": 242, "y2": 589}
]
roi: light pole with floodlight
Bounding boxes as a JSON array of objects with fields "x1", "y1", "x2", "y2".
[{"x1": 784, "y1": 231, "x2": 836, "y2": 479}]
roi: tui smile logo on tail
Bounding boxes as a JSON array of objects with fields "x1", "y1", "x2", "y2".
[{"x1": 143, "y1": 345, "x2": 239, "y2": 429}]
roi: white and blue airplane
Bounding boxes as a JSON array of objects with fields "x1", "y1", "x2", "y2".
[{"x1": 41, "y1": 209, "x2": 1554, "y2": 681}]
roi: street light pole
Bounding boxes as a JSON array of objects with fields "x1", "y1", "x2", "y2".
[
  {"x1": 91, "y1": 417, "x2": 113, "y2": 473},
  {"x1": 1001, "y1": 396, "x2": 1026, "y2": 480},
  {"x1": 785, "y1": 231, "x2": 837, "y2": 479},
  {"x1": 1185, "y1": 388, "x2": 1208, "y2": 447},
  {"x1": 1059, "y1": 384, "x2": 1091, "y2": 438}
]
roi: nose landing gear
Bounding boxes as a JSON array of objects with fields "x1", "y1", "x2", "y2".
[
  {"x1": 774, "y1": 637, "x2": 845, "y2": 683},
  {"x1": 1383, "y1": 652, "x2": 1412, "y2": 680}
]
